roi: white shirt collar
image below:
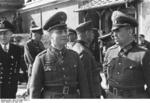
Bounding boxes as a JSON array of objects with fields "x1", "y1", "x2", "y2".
[{"x1": 1, "y1": 43, "x2": 10, "y2": 51}]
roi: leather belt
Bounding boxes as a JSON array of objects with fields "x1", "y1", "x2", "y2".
[
  {"x1": 109, "y1": 86, "x2": 145, "y2": 96},
  {"x1": 44, "y1": 86, "x2": 77, "y2": 95}
]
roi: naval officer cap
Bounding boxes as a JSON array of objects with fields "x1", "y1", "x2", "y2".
[
  {"x1": 0, "y1": 21, "x2": 14, "y2": 33},
  {"x1": 111, "y1": 11, "x2": 138, "y2": 31},
  {"x1": 43, "y1": 11, "x2": 67, "y2": 32},
  {"x1": 76, "y1": 20, "x2": 94, "y2": 33},
  {"x1": 30, "y1": 26, "x2": 43, "y2": 35}
]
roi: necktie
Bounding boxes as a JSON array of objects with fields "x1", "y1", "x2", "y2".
[{"x1": 3, "y1": 44, "x2": 8, "y2": 52}]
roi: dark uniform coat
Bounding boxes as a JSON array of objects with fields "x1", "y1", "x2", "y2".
[
  {"x1": 0, "y1": 43, "x2": 22, "y2": 98},
  {"x1": 72, "y1": 40, "x2": 101, "y2": 98},
  {"x1": 139, "y1": 40, "x2": 150, "y2": 50},
  {"x1": 104, "y1": 41, "x2": 150, "y2": 98},
  {"x1": 30, "y1": 46, "x2": 90, "y2": 98},
  {"x1": 24, "y1": 39, "x2": 45, "y2": 77}
]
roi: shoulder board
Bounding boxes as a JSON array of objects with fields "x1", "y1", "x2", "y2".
[
  {"x1": 37, "y1": 49, "x2": 47, "y2": 57},
  {"x1": 26, "y1": 39, "x2": 32, "y2": 43},
  {"x1": 107, "y1": 44, "x2": 119, "y2": 51}
]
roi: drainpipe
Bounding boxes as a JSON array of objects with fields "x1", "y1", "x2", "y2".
[{"x1": 40, "y1": 8, "x2": 42, "y2": 27}]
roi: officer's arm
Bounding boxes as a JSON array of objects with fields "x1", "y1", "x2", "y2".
[
  {"x1": 24, "y1": 44, "x2": 34, "y2": 65},
  {"x1": 142, "y1": 51, "x2": 150, "y2": 97},
  {"x1": 80, "y1": 52, "x2": 94, "y2": 97},
  {"x1": 92, "y1": 60, "x2": 102, "y2": 98},
  {"x1": 30, "y1": 56, "x2": 44, "y2": 98},
  {"x1": 77, "y1": 54, "x2": 90, "y2": 98}
]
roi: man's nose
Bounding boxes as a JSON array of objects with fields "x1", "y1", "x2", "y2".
[{"x1": 112, "y1": 32, "x2": 118, "y2": 38}]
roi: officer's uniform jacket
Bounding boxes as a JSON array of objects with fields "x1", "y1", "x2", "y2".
[
  {"x1": 104, "y1": 41, "x2": 150, "y2": 98},
  {"x1": 72, "y1": 40, "x2": 101, "y2": 98},
  {"x1": 0, "y1": 43, "x2": 22, "y2": 98},
  {"x1": 139, "y1": 40, "x2": 150, "y2": 50},
  {"x1": 30, "y1": 46, "x2": 90, "y2": 98},
  {"x1": 24, "y1": 39, "x2": 45, "y2": 76}
]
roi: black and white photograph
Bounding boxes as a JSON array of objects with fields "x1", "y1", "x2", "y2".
[{"x1": 0, "y1": 0, "x2": 150, "y2": 103}]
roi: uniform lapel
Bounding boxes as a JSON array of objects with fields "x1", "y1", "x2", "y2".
[{"x1": 8, "y1": 43, "x2": 12, "y2": 54}]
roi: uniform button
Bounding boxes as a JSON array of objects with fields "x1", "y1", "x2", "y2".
[
  {"x1": 11, "y1": 56, "x2": 14, "y2": 59},
  {"x1": 64, "y1": 75, "x2": 66, "y2": 78},
  {"x1": 0, "y1": 67, "x2": 4, "y2": 70},
  {"x1": 73, "y1": 64, "x2": 77, "y2": 68},
  {"x1": 8, "y1": 81, "x2": 11, "y2": 84},
  {"x1": 9, "y1": 77, "x2": 11, "y2": 80},
  {"x1": 11, "y1": 64, "x2": 14, "y2": 66},
  {"x1": 117, "y1": 72, "x2": 120, "y2": 75},
  {"x1": 118, "y1": 63, "x2": 121, "y2": 65},
  {"x1": 129, "y1": 66, "x2": 133, "y2": 69},
  {"x1": 62, "y1": 68, "x2": 65, "y2": 70},
  {"x1": 10, "y1": 68, "x2": 13, "y2": 70},
  {"x1": 0, "y1": 77, "x2": 3, "y2": 79},
  {"x1": 0, "y1": 72, "x2": 3, "y2": 74},
  {"x1": 9, "y1": 72, "x2": 12, "y2": 75},
  {"x1": 64, "y1": 81, "x2": 68, "y2": 85}
]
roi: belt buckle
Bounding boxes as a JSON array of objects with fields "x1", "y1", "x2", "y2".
[
  {"x1": 63, "y1": 86, "x2": 69, "y2": 95},
  {"x1": 113, "y1": 87, "x2": 118, "y2": 96}
]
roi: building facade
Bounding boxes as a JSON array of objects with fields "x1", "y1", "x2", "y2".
[
  {"x1": 0, "y1": 0, "x2": 24, "y2": 22},
  {"x1": 75, "y1": 0, "x2": 150, "y2": 41},
  {"x1": 138, "y1": 0, "x2": 150, "y2": 41},
  {"x1": 19, "y1": 0, "x2": 79, "y2": 33}
]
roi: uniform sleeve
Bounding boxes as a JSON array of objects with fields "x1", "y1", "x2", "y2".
[
  {"x1": 77, "y1": 54, "x2": 90, "y2": 98},
  {"x1": 24, "y1": 43, "x2": 34, "y2": 65},
  {"x1": 91, "y1": 58, "x2": 102, "y2": 98},
  {"x1": 142, "y1": 50, "x2": 150, "y2": 96},
  {"x1": 79, "y1": 52, "x2": 93, "y2": 97},
  {"x1": 30, "y1": 56, "x2": 44, "y2": 98}
]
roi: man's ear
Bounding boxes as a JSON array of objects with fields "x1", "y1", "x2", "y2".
[{"x1": 128, "y1": 27, "x2": 134, "y2": 36}]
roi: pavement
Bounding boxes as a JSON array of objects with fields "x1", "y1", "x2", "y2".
[{"x1": 16, "y1": 82, "x2": 29, "y2": 100}]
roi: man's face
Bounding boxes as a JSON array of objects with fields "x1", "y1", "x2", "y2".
[
  {"x1": 50, "y1": 29, "x2": 68, "y2": 46},
  {"x1": 0, "y1": 30, "x2": 12, "y2": 45},
  {"x1": 67, "y1": 33, "x2": 76, "y2": 42},
  {"x1": 86, "y1": 30, "x2": 95, "y2": 44},
  {"x1": 139, "y1": 36, "x2": 145, "y2": 42},
  {"x1": 32, "y1": 32, "x2": 42, "y2": 41},
  {"x1": 112, "y1": 26, "x2": 131, "y2": 45}
]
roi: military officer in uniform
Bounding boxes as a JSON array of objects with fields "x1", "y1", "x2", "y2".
[
  {"x1": 104, "y1": 11, "x2": 150, "y2": 98},
  {"x1": 72, "y1": 21, "x2": 102, "y2": 98},
  {"x1": 0, "y1": 21, "x2": 22, "y2": 98},
  {"x1": 29, "y1": 11, "x2": 90, "y2": 98},
  {"x1": 139, "y1": 34, "x2": 150, "y2": 50},
  {"x1": 66, "y1": 28, "x2": 77, "y2": 49},
  {"x1": 24, "y1": 26, "x2": 45, "y2": 78}
]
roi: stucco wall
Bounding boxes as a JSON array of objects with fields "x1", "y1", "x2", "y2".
[
  {"x1": 20, "y1": 0, "x2": 79, "y2": 33},
  {"x1": 138, "y1": 0, "x2": 150, "y2": 41}
]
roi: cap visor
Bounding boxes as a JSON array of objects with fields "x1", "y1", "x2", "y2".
[{"x1": 48, "y1": 24, "x2": 67, "y2": 31}]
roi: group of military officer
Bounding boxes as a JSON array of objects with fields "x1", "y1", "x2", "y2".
[{"x1": 0, "y1": 9, "x2": 150, "y2": 99}]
